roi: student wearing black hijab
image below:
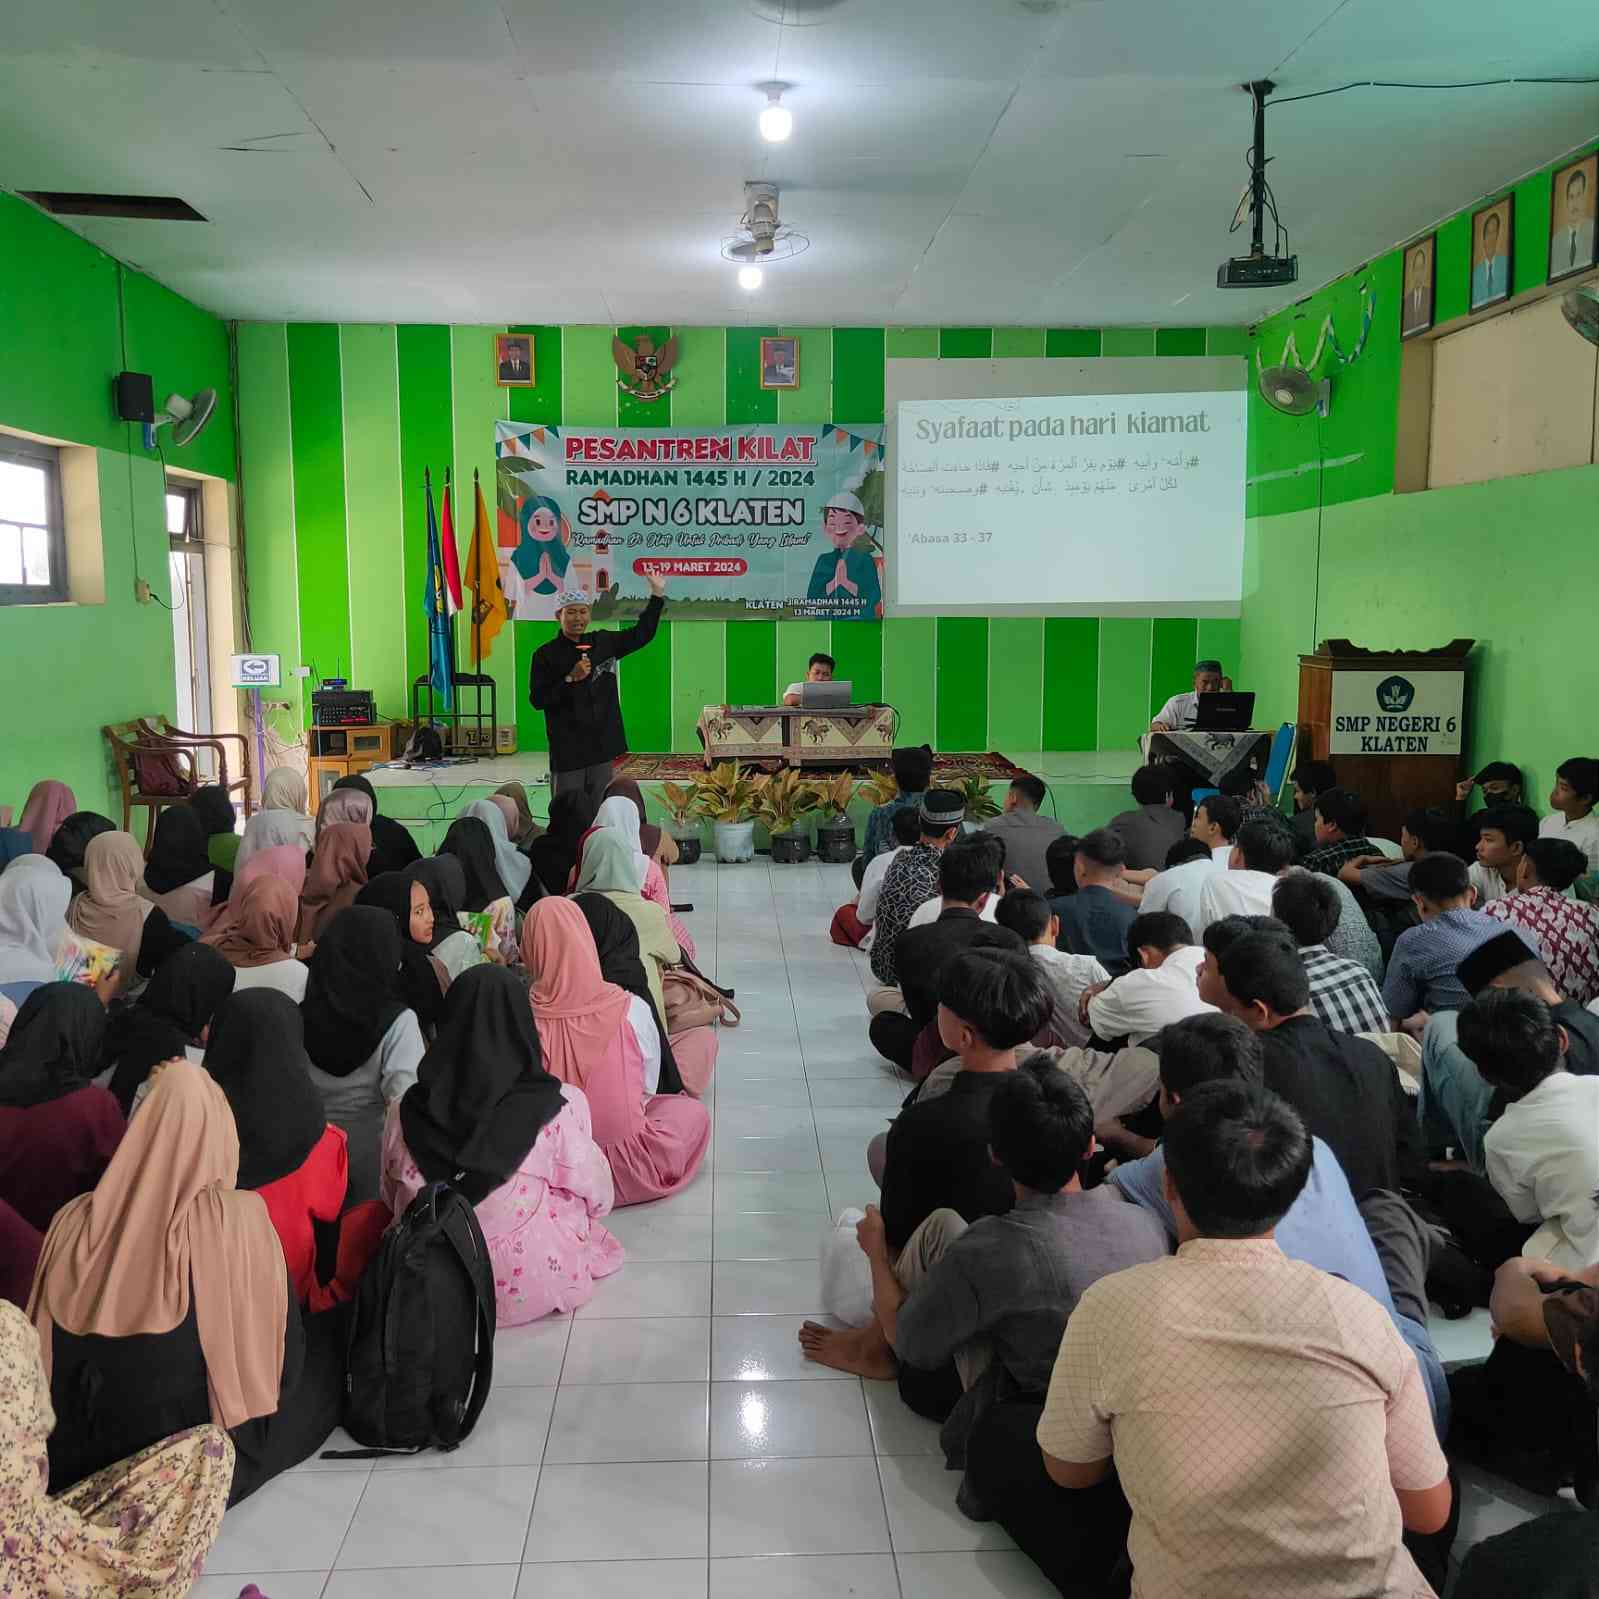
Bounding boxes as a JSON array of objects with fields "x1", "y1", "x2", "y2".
[
  {"x1": 206, "y1": 989, "x2": 386, "y2": 1310},
  {"x1": 387, "y1": 966, "x2": 620, "y2": 1325},
  {"x1": 439, "y1": 815, "x2": 510, "y2": 912},
  {"x1": 102, "y1": 942, "x2": 236, "y2": 1114},
  {"x1": 332, "y1": 774, "x2": 421, "y2": 880},
  {"x1": 409, "y1": 857, "x2": 483, "y2": 982},
  {"x1": 355, "y1": 872, "x2": 447, "y2": 1033},
  {"x1": 141, "y1": 805, "x2": 216, "y2": 926},
  {"x1": 573, "y1": 892, "x2": 686, "y2": 1096},
  {"x1": 191, "y1": 783, "x2": 240, "y2": 886},
  {"x1": 299, "y1": 906, "x2": 425, "y2": 1204},
  {"x1": 0, "y1": 983, "x2": 122, "y2": 1232},
  {"x1": 527, "y1": 790, "x2": 597, "y2": 905},
  {"x1": 45, "y1": 812, "x2": 115, "y2": 894}
]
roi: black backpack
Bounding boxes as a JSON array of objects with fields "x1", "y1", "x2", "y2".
[{"x1": 322, "y1": 1182, "x2": 496, "y2": 1459}]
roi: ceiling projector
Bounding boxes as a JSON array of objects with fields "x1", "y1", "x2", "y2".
[{"x1": 1218, "y1": 251, "x2": 1299, "y2": 289}]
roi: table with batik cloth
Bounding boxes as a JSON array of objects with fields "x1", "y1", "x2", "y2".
[
  {"x1": 696, "y1": 703, "x2": 896, "y2": 769},
  {"x1": 1143, "y1": 728, "x2": 1273, "y2": 787}
]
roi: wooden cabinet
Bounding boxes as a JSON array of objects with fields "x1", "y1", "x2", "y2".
[{"x1": 307, "y1": 725, "x2": 396, "y2": 813}]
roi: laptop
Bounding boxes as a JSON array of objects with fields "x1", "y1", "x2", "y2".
[
  {"x1": 1194, "y1": 691, "x2": 1255, "y2": 732},
  {"x1": 801, "y1": 679, "x2": 853, "y2": 709}
]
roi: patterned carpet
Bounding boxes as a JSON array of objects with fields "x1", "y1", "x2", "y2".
[{"x1": 614, "y1": 750, "x2": 1028, "y2": 783}]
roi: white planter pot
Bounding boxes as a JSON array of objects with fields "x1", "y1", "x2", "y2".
[{"x1": 712, "y1": 819, "x2": 757, "y2": 863}]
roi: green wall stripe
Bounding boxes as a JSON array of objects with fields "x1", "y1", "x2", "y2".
[
  {"x1": 776, "y1": 620, "x2": 832, "y2": 695},
  {"x1": 832, "y1": 328, "x2": 885, "y2": 422},
  {"x1": 621, "y1": 619, "x2": 673, "y2": 753},
  {"x1": 1196, "y1": 617, "x2": 1242, "y2": 679},
  {"x1": 778, "y1": 327, "x2": 831, "y2": 424},
  {"x1": 1043, "y1": 618, "x2": 1098, "y2": 750},
  {"x1": 340, "y1": 324, "x2": 408, "y2": 719},
  {"x1": 986, "y1": 618, "x2": 1044, "y2": 751},
  {"x1": 671, "y1": 327, "x2": 726, "y2": 427},
  {"x1": 561, "y1": 325, "x2": 618, "y2": 426},
  {"x1": 1046, "y1": 329, "x2": 1101, "y2": 358},
  {"x1": 1098, "y1": 617, "x2": 1153, "y2": 749},
  {"x1": 1434, "y1": 212, "x2": 1472, "y2": 325},
  {"x1": 395, "y1": 325, "x2": 454, "y2": 697},
  {"x1": 882, "y1": 617, "x2": 936, "y2": 746},
  {"x1": 1205, "y1": 326, "x2": 1250, "y2": 356},
  {"x1": 235, "y1": 323, "x2": 303, "y2": 724},
  {"x1": 992, "y1": 327, "x2": 1046, "y2": 358},
  {"x1": 286, "y1": 323, "x2": 351, "y2": 698},
  {"x1": 1154, "y1": 327, "x2": 1206, "y2": 357},
  {"x1": 725, "y1": 620, "x2": 777, "y2": 704},
  {"x1": 1101, "y1": 328, "x2": 1156, "y2": 357},
  {"x1": 725, "y1": 327, "x2": 777, "y2": 425},
  {"x1": 451, "y1": 326, "x2": 514, "y2": 722},
  {"x1": 1513, "y1": 173, "x2": 1550, "y2": 298},
  {"x1": 1149, "y1": 617, "x2": 1199, "y2": 719},
  {"x1": 936, "y1": 617, "x2": 989, "y2": 751},
  {"x1": 616, "y1": 325, "x2": 672, "y2": 430},
  {"x1": 671, "y1": 619, "x2": 725, "y2": 752},
  {"x1": 506, "y1": 325, "x2": 562, "y2": 424},
  {"x1": 829, "y1": 620, "x2": 883, "y2": 705},
  {"x1": 885, "y1": 326, "x2": 939, "y2": 359},
  {"x1": 939, "y1": 327, "x2": 993, "y2": 359},
  {"x1": 514, "y1": 622, "x2": 557, "y2": 752}
]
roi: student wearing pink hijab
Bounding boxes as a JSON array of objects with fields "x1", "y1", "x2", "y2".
[
  {"x1": 523, "y1": 898, "x2": 709, "y2": 1205},
  {"x1": 17, "y1": 781, "x2": 76, "y2": 857}
]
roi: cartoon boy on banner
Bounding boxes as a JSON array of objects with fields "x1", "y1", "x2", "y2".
[{"x1": 805, "y1": 491, "x2": 882, "y2": 619}]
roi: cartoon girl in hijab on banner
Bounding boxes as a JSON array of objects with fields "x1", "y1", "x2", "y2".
[{"x1": 503, "y1": 495, "x2": 573, "y2": 621}]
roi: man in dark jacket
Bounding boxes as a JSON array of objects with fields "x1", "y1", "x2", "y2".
[{"x1": 528, "y1": 572, "x2": 667, "y2": 808}]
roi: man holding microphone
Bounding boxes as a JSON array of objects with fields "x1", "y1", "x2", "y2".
[{"x1": 528, "y1": 569, "x2": 668, "y2": 809}]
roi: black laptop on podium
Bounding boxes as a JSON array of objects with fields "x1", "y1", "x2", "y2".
[{"x1": 1194, "y1": 691, "x2": 1255, "y2": 732}]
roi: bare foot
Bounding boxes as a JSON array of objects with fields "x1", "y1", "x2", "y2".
[{"x1": 797, "y1": 1319, "x2": 898, "y2": 1379}]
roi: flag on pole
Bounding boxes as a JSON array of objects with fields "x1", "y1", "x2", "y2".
[
  {"x1": 464, "y1": 468, "x2": 509, "y2": 663},
  {"x1": 440, "y1": 470, "x2": 464, "y2": 616},
  {"x1": 422, "y1": 470, "x2": 454, "y2": 709}
]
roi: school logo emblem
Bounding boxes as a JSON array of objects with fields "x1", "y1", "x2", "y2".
[{"x1": 1376, "y1": 675, "x2": 1415, "y2": 713}]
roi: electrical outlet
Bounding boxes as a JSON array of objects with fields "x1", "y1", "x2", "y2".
[
  {"x1": 292, "y1": 665, "x2": 312, "y2": 679},
  {"x1": 133, "y1": 578, "x2": 152, "y2": 604}
]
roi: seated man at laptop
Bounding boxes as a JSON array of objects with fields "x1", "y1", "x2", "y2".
[
  {"x1": 782, "y1": 651, "x2": 836, "y2": 706},
  {"x1": 1149, "y1": 659, "x2": 1225, "y2": 732}
]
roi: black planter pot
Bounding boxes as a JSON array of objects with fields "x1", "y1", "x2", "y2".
[
  {"x1": 674, "y1": 833, "x2": 702, "y2": 865},
  {"x1": 815, "y1": 817, "x2": 856, "y2": 863},
  {"x1": 770, "y1": 829, "x2": 811, "y2": 864}
]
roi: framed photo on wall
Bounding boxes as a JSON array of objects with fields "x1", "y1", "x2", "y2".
[
  {"x1": 1549, "y1": 152, "x2": 1599, "y2": 283},
  {"x1": 1469, "y1": 196, "x2": 1513, "y2": 312},
  {"x1": 760, "y1": 335, "x2": 799, "y2": 389},
  {"x1": 495, "y1": 333, "x2": 535, "y2": 387},
  {"x1": 1400, "y1": 234, "x2": 1435, "y2": 339}
]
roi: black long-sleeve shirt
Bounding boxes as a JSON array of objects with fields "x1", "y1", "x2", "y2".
[{"x1": 527, "y1": 595, "x2": 664, "y2": 773}]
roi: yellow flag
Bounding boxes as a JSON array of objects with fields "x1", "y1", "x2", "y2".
[{"x1": 464, "y1": 473, "x2": 509, "y2": 661}]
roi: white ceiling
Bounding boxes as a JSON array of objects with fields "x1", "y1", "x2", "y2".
[{"x1": 3, "y1": 0, "x2": 1597, "y2": 327}]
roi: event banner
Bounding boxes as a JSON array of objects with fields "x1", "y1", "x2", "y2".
[{"x1": 494, "y1": 420, "x2": 885, "y2": 624}]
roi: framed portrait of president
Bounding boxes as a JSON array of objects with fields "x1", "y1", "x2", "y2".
[
  {"x1": 1400, "y1": 234, "x2": 1435, "y2": 340},
  {"x1": 1549, "y1": 152, "x2": 1598, "y2": 284}
]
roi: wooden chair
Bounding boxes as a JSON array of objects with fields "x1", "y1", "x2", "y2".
[{"x1": 102, "y1": 718, "x2": 253, "y2": 851}]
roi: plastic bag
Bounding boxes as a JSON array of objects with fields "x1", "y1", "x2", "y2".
[{"x1": 820, "y1": 1207, "x2": 874, "y2": 1327}]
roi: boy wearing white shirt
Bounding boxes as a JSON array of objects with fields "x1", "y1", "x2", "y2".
[
  {"x1": 1194, "y1": 820, "x2": 1299, "y2": 934},
  {"x1": 854, "y1": 808, "x2": 922, "y2": 952},
  {"x1": 1542, "y1": 757, "x2": 1599, "y2": 875},
  {"x1": 1139, "y1": 836, "x2": 1222, "y2": 927},
  {"x1": 1085, "y1": 911, "x2": 1216, "y2": 1045},
  {"x1": 1464, "y1": 988, "x2": 1599, "y2": 1273},
  {"x1": 1189, "y1": 794, "x2": 1241, "y2": 866},
  {"x1": 995, "y1": 888, "x2": 1110, "y2": 1048}
]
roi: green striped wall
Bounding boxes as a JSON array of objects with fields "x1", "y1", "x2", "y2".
[{"x1": 235, "y1": 323, "x2": 1243, "y2": 754}]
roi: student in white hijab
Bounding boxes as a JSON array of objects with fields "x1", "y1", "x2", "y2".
[
  {"x1": 591, "y1": 795, "x2": 651, "y2": 879},
  {"x1": 235, "y1": 768, "x2": 315, "y2": 873},
  {"x1": 0, "y1": 857, "x2": 71, "y2": 1004},
  {"x1": 461, "y1": 799, "x2": 532, "y2": 903}
]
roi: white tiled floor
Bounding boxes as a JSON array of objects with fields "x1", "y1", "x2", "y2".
[{"x1": 194, "y1": 857, "x2": 1554, "y2": 1599}]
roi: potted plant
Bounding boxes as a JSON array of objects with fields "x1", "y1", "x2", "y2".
[
  {"x1": 856, "y1": 769, "x2": 898, "y2": 809},
  {"x1": 752, "y1": 769, "x2": 822, "y2": 864},
  {"x1": 659, "y1": 780, "x2": 703, "y2": 865},
  {"x1": 812, "y1": 771, "x2": 860, "y2": 863},
  {"x1": 958, "y1": 772, "x2": 1003, "y2": 825},
  {"x1": 692, "y1": 762, "x2": 760, "y2": 863}
]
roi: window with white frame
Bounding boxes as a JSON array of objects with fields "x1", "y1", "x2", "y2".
[{"x1": 0, "y1": 435, "x2": 68, "y2": 603}]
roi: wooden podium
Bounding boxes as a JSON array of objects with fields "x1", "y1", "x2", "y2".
[{"x1": 1297, "y1": 639, "x2": 1472, "y2": 839}]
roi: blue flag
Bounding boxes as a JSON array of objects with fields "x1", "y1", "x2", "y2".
[{"x1": 422, "y1": 473, "x2": 454, "y2": 710}]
